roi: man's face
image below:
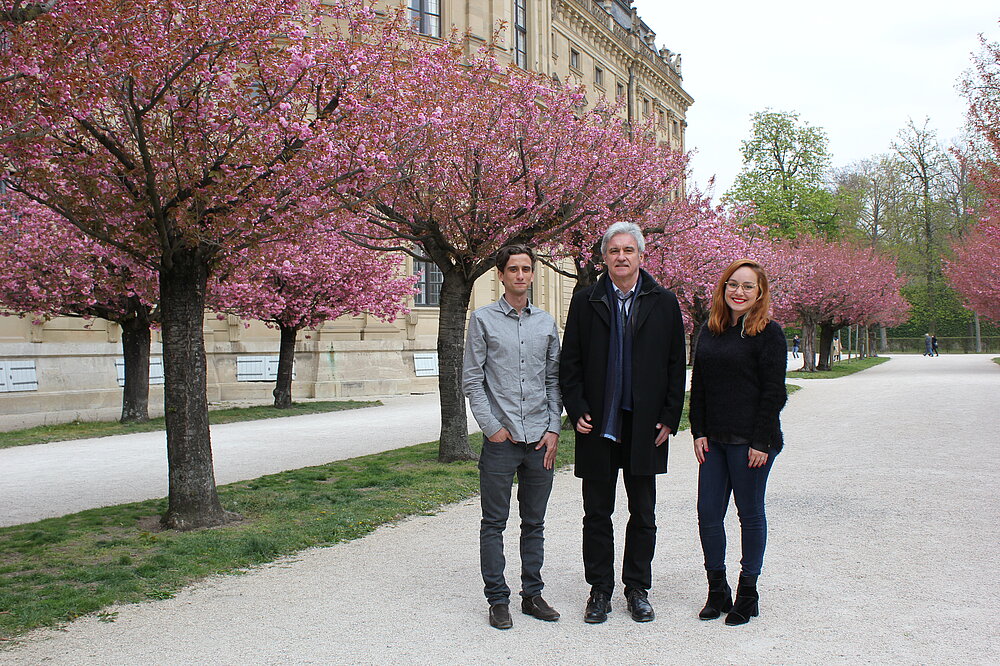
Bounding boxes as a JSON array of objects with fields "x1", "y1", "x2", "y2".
[
  {"x1": 603, "y1": 232, "x2": 642, "y2": 286},
  {"x1": 499, "y1": 253, "x2": 534, "y2": 298}
]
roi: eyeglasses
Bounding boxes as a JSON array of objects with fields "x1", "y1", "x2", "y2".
[{"x1": 725, "y1": 281, "x2": 758, "y2": 292}]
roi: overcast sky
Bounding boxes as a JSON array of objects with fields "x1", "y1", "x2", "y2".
[{"x1": 639, "y1": 1, "x2": 999, "y2": 199}]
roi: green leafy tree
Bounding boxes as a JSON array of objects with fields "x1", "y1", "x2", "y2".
[{"x1": 725, "y1": 109, "x2": 839, "y2": 237}]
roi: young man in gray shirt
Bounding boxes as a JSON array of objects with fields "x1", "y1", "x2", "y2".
[{"x1": 462, "y1": 244, "x2": 562, "y2": 630}]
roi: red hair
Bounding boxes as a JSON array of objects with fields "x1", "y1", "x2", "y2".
[{"x1": 707, "y1": 259, "x2": 772, "y2": 336}]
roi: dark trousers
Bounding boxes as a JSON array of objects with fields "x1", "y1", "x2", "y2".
[
  {"x1": 582, "y1": 413, "x2": 657, "y2": 596},
  {"x1": 479, "y1": 436, "x2": 554, "y2": 605},
  {"x1": 697, "y1": 439, "x2": 776, "y2": 576}
]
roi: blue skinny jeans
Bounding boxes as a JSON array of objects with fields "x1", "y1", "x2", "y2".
[{"x1": 697, "y1": 439, "x2": 776, "y2": 576}]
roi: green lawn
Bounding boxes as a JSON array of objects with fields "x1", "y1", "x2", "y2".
[
  {"x1": 0, "y1": 433, "x2": 531, "y2": 640},
  {"x1": 0, "y1": 400, "x2": 379, "y2": 450},
  {"x1": 787, "y1": 356, "x2": 889, "y2": 379}
]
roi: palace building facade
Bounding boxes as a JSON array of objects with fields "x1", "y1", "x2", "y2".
[{"x1": 0, "y1": 0, "x2": 692, "y2": 429}]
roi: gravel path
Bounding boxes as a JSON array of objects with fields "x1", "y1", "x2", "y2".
[{"x1": 2, "y1": 354, "x2": 998, "y2": 664}]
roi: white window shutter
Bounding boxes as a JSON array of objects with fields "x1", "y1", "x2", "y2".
[
  {"x1": 115, "y1": 357, "x2": 166, "y2": 387},
  {"x1": 413, "y1": 352, "x2": 439, "y2": 377},
  {"x1": 236, "y1": 356, "x2": 268, "y2": 381},
  {"x1": 6, "y1": 360, "x2": 38, "y2": 392},
  {"x1": 149, "y1": 357, "x2": 164, "y2": 385}
]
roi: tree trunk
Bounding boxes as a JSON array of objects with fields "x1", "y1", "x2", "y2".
[
  {"x1": 973, "y1": 313, "x2": 982, "y2": 353},
  {"x1": 436, "y1": 268, "x2": 477, "y2": 462},
  {"x1": 119, "y1": 309, "x2": 151, "y2": 423},
  {"x1": 573, "y1": 252, "x2": 601, "y2": 294},
  {"x1": 272, "y1": 324, "x2": 298, "y2": 408},
  {"x1": 159, "y1": 247, "x2": 235, "y2": 530},
  {"x1": 879, "y1": 325, "x2": 888, "y2": 355},
  {"x1": 799, "y1": 317, "x2": 818, "y2": 372},
  {"x1": 817, "y1": 322, "x2": 835, "y2": 371}
]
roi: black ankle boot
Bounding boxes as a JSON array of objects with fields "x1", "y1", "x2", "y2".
[
  {"x1": 725, "y1": 574, "x2": 759, "y2": 625},
  {"x1": 698, "y1": 570, "x2": 733, "y2": 620}
]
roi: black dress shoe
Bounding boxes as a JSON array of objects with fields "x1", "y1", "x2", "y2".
[
  {"x1": 584, "y1": 591, "x2": 612, "y2": 624},
  {"x1": 521, "y1": 595, "x2": 560, "y2": 621},
  {"x1": 626, "y1": 588, "x2": 655, "y2": 622},
  {"x1": 489, "y1": 603, "x2": 512, "y2": 629}
]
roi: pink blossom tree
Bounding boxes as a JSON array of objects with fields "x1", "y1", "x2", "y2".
[
  {"x1": 952, "y1": 28, "x2": 1000, "y2": 325},
  {"x1": 770, "y1": 237, "x2": 908, "y2": 371},
  {"x1": 210, "y1": 226, "x2": 417, "y2": 408},
  {"x1": 0, "y1": 0, "x2": 413, "y2": 528},
  {"x1": 344, "y1": 38, "x2": 693, "y2": 461},
  {"x1": 944, "y1": 217, "x2": 1000, "y2": 323},
  {"x1": 538, "y1": 126, "x2": 696, "y2": 291},
  {"x1": 961, "y1": 25, "x2": 1000, "y2": 214},
  {"x1": 0, "y1": 199, "x2": 159, "y2": 422}
]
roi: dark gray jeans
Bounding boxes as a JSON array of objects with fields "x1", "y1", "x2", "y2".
[{"x1": 479, "y1": 436, "x2": 554, "y2": 606}]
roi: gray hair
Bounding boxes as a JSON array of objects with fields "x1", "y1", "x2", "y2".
[{"x1": 600, "y1": 222, "x2": 645, "y2": 255}]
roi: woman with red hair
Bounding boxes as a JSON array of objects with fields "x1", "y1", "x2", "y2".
[{"x1": 689, "y1": 259, "x2": 788, "y2": 626}]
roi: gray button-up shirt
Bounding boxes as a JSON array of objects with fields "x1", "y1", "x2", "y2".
[{"x1": 462, "y1": 296, "x2": 562, "y2": 443}]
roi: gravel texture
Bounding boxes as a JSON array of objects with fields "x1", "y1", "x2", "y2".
[{"x1": 2, "y1": 354, "x2": 998, "y2": 664}]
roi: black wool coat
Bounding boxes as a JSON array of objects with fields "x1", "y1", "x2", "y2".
[{"x1": 559, "y1": 269, "x2": 687, "y2": 478}]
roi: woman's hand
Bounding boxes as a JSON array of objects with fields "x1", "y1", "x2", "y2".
[
  {"x1": 694, "y1": 437, "x2": 709, "y2": 464},
  {"x1": 748, "y1": 447, "x2": 769, "y2": 468}
]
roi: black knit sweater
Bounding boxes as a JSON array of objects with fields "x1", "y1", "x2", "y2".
[{"x1": 689, "y1": 318, "x2": 788, "y2": 452}]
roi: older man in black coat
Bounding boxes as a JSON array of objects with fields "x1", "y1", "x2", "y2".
[{"x1": 560, "y1": 222, "x2": 686, "y2": 624}]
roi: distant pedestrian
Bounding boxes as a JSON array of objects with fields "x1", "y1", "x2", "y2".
[
  {"x1": 791, "y1": 334, "x2": 800, "y2": 359},
  {"x1": 832, "y1": 336, "x2": 842, "y2": 362},
  {"x1": 690, "y1": 259, "x2": 788, "y2": 626},
  {"x1": 931, "y1": 335, "x2": 940, "y2": 357},
  {"x1": 924, "y1": 333, "x2": 933, "y2": 356},
  {"x1": 462, "y1": 244, "x2": 562, "y2": 630}
]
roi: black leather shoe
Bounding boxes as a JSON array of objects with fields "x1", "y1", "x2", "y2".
[
  {"x1": 584, "y1": 591, "x2": 612, "y2": 624},
  {"x1": 521, "y1": 595, "x2": 560, "y2": 621},
  {"x1": 626, "y1": 588, "x2": 655, "y2": 622},
  {"x1": 489, "y1": 603, "x2": 512, "y2": 630}
]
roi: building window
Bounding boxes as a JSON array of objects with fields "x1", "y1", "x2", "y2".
[
  {"x1": 616, "y1": 82, "x2": 625, "y2": 100},
  {"x1": 594, "y1": 66, "x2": 604, "y2": 88},
  {"x1": 514, "y1": 0, "x2": 527, "y2": 69},
  {"x1": 409, "y1": 0, "x2": 441, "y2": 38},
  {"x1": 642, "y1": 98, "x2": 650, "y2": 115},
  {"x1": 414, "y1": 260, "x2": 444, "y2": 306},
  {"x1": 673, "y1": 120, "x2": 680, "y2": 136},
  {"x1": 570, "y1": 48, "x2": 580, "y2": 71},
  {"x1": 658, "y1": 110, "x2": 665, "y2": 127}
]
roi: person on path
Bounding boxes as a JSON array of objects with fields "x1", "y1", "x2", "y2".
[
  {"x1": 689, "y1": 259, "x2": 788, "y2": 626},
  {"x1": 832, "y1": 336, "x2": 842, "y2": 362},
  {"x1": 462, "y1": 245, "x2": 562, "y2": 630},
  {"x1": 924, "y1": 333, "x2": 933, "y2": 356},
  {"x1": 559, "y1": 222, "x2": 686, "y2": 624},
  {"x1": 931, "y1": 335, "x2": 940, "y2": 356},
  {"x1": 791, "y1": 334, "x2": 800, "y2": 359}
]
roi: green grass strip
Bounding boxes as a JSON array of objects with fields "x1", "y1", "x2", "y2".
[
  {"x1": 0, "y1": 433, "x2": 501, "y2": 639},
  {"x1": 786, "y1": 355, "x2": 889, "y2": 379},
  {"x1": 0, "y1": 401, "x2": 379, "y2": 450}
]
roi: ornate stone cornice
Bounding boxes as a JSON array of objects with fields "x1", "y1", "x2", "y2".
[{"x1": 552, "y1": 0, "x2": 694, "y2": 110}]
